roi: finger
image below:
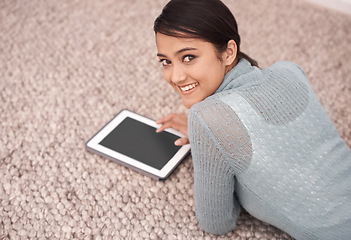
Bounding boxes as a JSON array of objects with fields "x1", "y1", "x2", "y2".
[
  {"x1": 156, "y1": 114, "x2": 177, "y2": 124},
  {"x1": 156, "y1": 120, "x2": 185, "y2": 133},
  {"x1": 156, "y1": 120, "x2": 175, "y2": 133},
  {"x1": 156, "y1": 123, "x2": 168, "y2": 133},
  {"x1": 158, "y1": 120, "x2": 188, "y2": 136},
  {"x1": 156, "y1": 113, "x2": 187, "y2": 125},
  {"x1": 174, "y1": 137, "x2": 190, "y2": 146}
]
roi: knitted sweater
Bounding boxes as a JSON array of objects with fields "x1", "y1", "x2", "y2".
[{"x1": 188, "y1": 59, "x2": 351, "y2": 239}]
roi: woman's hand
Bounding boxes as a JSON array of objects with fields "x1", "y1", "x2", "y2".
[{"x1": 156, "y1": 113, "x2": 189, "y2": 146}]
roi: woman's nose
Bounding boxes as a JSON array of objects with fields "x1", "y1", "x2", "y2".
[{"x1": 170, "y1": 64, "x2": 186, "y2": 84}]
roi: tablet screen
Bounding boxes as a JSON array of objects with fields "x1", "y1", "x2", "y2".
[{"x1": 99, "y1": 117, "x2": 181, "y2": 170}]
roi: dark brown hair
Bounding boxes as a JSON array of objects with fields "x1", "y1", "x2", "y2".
[{"x1": 154, "y1": 0, "x2": 258, "y2": 67}]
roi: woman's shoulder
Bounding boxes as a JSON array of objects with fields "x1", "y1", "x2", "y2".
[
  {"x1": 188, "y1": 97, "x2": 240, "y2": 131},
  {"x1": 267, "y1": 60, "x2": 307, "y2": 79},
  {"x1": 188, "y1": 94, "x2": 253, "y2": 173},
  {"x1": 189, "y1": 96, "x2": 228, "y2": 118}
]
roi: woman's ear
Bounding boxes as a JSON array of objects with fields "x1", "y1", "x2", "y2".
[{"x1": 223, "y1": 40, "x2": 237, "y2": 66}]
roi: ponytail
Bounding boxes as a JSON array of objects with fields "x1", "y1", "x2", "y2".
[{"x1": 238, "y1": 51, "x2": 259, "y2": 67}]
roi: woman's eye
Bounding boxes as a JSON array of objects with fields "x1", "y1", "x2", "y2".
[
  {"x1": 183, "y1": 55, "x2": 195, "y2": 62},
  {"x1": 159, "y1": 59, "x2": 171, "y2": 66}
]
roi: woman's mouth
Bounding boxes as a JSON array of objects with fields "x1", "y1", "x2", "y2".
[{"x1": 179, "y1": 82, "x2": 199, "y2": 94}]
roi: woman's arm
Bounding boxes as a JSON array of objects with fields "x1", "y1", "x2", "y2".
[{"x1": 188, "y1": 99, "x2": 252, "y2": 235}]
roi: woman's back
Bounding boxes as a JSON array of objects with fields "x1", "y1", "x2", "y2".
[{"x1": 189, "y1": 59, "x2": 351, "y2": 239}]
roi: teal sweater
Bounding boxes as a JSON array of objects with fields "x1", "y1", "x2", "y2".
[{"x1": 188, "y1": 59, "x2": 351, "y2": 239}]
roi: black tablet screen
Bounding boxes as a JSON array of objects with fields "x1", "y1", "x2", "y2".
[{"x1": 99, "y1": 117, "x2": 181, "y2": 170}]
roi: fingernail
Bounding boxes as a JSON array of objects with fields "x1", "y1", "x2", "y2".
[{"x1": 175, "y1": 139, "x2": 181, "y2": 146}]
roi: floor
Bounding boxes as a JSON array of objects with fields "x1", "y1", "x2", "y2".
[{"x1": 306, "y1": 0, "x2": 351, "y2": 15}]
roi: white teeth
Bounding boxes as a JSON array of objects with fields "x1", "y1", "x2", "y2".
[{"x1": 180, "y1": 83, "x2": 198, "y2": 92}]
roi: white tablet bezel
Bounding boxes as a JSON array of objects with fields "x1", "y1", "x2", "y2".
[{"x1": 86, "y1": 110, "x2": 190, "y2": 180}]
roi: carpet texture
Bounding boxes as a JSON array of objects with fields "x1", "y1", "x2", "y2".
[{"x1": 1, "y1": 0, "x2": 350, "y2": 239}]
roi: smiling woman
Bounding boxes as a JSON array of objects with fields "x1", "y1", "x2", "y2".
[
  {"x1": 155, "y1": 34, "x2": 236, "y2": 109},
  {"x1": 153, "y1": 0, "x2": 351, "y2": 239}
]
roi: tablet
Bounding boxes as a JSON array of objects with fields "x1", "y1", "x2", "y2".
[{"x1": 85, "y1": 110, "x2": 190, "y2": 180}]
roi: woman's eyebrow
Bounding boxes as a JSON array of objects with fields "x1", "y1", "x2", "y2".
[
  {"x1": 157, "y1": 53, "x2": 167, "y2": 58},
  {"x1": 157, "y1": 47, "x2": 197, "y2": 58},
  {"x1": 176, "y1": 47, "x2": 197, "y2": 55}
]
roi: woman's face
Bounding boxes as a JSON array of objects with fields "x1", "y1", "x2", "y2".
[{"x1": 156, "y1": 33, "x2": 230, "y2": 109}]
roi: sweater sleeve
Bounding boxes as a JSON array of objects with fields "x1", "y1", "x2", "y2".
[{"x1": 188, "y1": 99, "x2": 253, "y2": 235}]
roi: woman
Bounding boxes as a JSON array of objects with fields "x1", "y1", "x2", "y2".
[{"x1": 154, "y1": 0, "x2": 351, "y2": 239}]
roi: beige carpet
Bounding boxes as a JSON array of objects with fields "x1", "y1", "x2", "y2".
[{"x1": 1, "y1": 0, "x2": 350, "y2": 239}]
